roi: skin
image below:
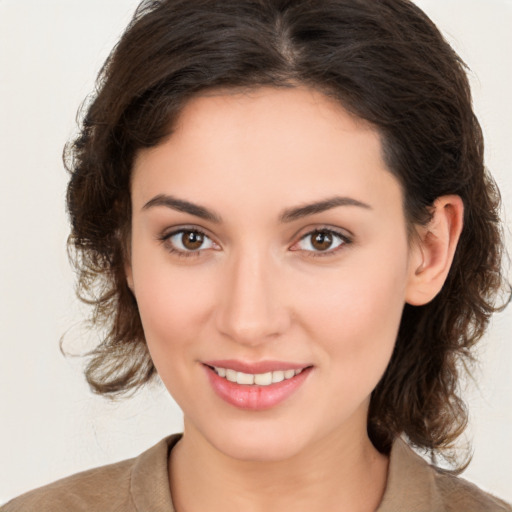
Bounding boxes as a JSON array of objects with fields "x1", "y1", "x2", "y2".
[{"x1": 126, "y1": 86, "x2": 463, "y2": 512}]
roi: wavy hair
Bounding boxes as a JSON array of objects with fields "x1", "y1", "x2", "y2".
[{"x1": 64, "y1": 0, "x2": 509, "y2": 467}]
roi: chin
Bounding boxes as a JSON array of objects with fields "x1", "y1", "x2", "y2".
[
  {"x1": 212, "y1": 428, "x2": 308, "y2": 463},
  {"x1": 192, "y1": 409, "x2": 330, "y2": 463}
]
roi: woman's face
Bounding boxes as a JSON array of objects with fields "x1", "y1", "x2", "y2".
[{"x1": 127, "y1": 86, "x2": 420, "y2": 461}]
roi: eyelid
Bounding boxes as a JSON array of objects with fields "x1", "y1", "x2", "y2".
[
  {"x1": 158, "y1": 225, "x2": 353, "y2": 259},
  {"x1": 290, "y1": 226, "x2": 352, "y2": 258},
  {"x1": 158, "y1": 226, "x2": 219, "y2": 258}
]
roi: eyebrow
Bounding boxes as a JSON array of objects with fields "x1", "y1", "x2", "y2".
[{"x1": 142, "y1": 194, "x2": 372, "y2": 223}]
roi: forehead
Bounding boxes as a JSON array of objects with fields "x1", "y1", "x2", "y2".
[
  {"x1": 172, "y1": 85, "x2": 376, "y2": 152},
  {"x1": 131, "y1": 86, "x2": 403, "y2": 224}
]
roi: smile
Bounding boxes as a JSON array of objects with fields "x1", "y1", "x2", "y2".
[
  {"x1": 211, "y1": 366, "x2": 304, "y2": 386},
  {"x1": 203, "y1": 362, "x2": 313, "y2": 410}
]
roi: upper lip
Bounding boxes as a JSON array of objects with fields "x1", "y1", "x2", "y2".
[{"x1": 203, "y1": 359, "x2": 311, "y2": 374}]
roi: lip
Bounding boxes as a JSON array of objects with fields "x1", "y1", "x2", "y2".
[
  {"x1": 202, "y1": 362, "x2": 313, "y2": 411},
  {"x1": 203, "y1": 359, "x2": 309, "y2": 374}
]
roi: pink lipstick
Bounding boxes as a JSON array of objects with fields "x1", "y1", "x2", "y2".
[{"x1": 202, "y1": 360, "x2": 313, "y2": 411}]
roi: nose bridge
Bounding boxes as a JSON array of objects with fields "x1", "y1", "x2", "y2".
[{"x1": 215, "y1": 243, "x2": 288, "y2": 345}]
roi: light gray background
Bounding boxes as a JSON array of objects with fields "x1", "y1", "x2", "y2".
[{"x1": 1, "y1": 0, "x2": 511, "y2": 504}]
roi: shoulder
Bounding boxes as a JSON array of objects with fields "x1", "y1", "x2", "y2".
[
  {"x1": 378, "y1": 437, "x2": 512, "y2": 512},
  {"x1": 432, "y1": 466, "x2": 512, "y2": 512},
  {"x1": 1, "y1": 458, "x2": 135, "y2": 512},
  {"x1": 1, "y1": 435, "x2": 180, "y2": 512}
]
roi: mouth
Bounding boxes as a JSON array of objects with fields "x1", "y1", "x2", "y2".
[
  {"x1": 206, "y1": 365, "x2": 306, "y2": 386},
  {"x1": 202, "y1": 361, "x2": 313, "y2": 410}
]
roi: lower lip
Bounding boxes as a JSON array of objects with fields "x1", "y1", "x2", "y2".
[{"x1": 204, "y1": 365, "x2": 312, "y2": 411}]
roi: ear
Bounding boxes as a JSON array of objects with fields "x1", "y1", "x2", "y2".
[
  {"x1": 405, "y1": 195, "x2": 464, "y2": 306},
  {"x1": 121, "y1": 229, "x2": 135, "y2": 292},
  {"x1": 125, "y1": 261, "x2": 134, "y2": 292}
]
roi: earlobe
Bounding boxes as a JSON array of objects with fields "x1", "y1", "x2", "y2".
[
  {"x1": 125, "y1": 262, "x2": 134, "y2": 292},
  {"x1": 123, "y1": 235, "x2": 135, "y2": 292},
  {"x1": 405, "y1": 195, "x2": 464, "y2": 306}
]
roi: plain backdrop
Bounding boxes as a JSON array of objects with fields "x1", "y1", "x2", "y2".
[{"x1": 0, "y1": 0, "x2": 511, "y2": 504}]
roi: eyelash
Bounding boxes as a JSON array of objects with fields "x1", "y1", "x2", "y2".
[{"x1": 158, "y1": 227, "x2": 352, "y2": 259}]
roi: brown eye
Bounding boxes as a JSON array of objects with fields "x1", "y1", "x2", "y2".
[
  {"x1": 164, "y1": 229, "x2": 216, "y2": 257},
  {"x1": 181, "y1": 230, "x2": 204, "y2": 250},
  {"x1": 311, "y1": 231, "x2": 334, "y2": 251},
  {"x1": 293, "y1": 228, "x2": 350, "y2": 257}
]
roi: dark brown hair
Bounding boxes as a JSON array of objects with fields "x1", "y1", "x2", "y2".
[{"x1": 65, "y1": 0, "x2": 509, "y2": 466}]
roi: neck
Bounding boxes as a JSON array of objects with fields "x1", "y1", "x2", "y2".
[{"x1": 169, "y1": 420, "x2": 389, "y2": 512}]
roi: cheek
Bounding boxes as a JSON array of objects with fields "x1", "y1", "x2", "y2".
[
  {"x1": 134, "y1": 267, "x2": 210, "y2": 345},
  {"x1": 295, "y1": 248, "x2": 409, "y2": 385},
  {"x1": 132, "y1": 263, "x2": 213, "y2": 406},
  {"x1": 129, "y1": 236, "x2": 215, "y2": 365}
]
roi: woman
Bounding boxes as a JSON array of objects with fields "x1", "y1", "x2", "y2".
[{"x1": 3, "y1": 0, "x2": 511, "y2": 510}]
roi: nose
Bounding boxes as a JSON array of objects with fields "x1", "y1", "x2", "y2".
[{"x1": 214, "y1": 247, "x2": 290, "y2": 346}]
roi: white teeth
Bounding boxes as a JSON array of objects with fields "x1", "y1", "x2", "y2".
[
  {"x1": 225, "y1": 369, "x2": 237, "y2": 383},
  {"x1": 272, "y1": 370, "x2": 285, "y2": 383},
  {"x1": 254, "y1": 372, "x2": 272, "y2": 386},
  {"x1": 213, "y1": 366, "x2": 307, "y2": 386},
  {"x1": 236, "y1": 371, "x2": 255, "y2": 385}
]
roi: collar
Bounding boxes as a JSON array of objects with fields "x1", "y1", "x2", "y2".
[
  {"x1": 377, "y1": 437, "x2": 446, "y2": 512},
  {"x1": 129, "y1": 434, "x2": 444, "y2": 512},
  {"x1": 130, "y1": 433, "x2": 180, "y2": 512}
]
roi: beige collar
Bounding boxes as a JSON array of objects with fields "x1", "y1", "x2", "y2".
[
  {"x1": 377, "y1": 437, "x2": 446, "y2": 512},
  {"x1": 129, "y1": 434, "x2": 444, "y2": 512}
]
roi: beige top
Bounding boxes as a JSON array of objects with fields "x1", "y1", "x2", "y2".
[{"x1": 3, "y1": 434, "x2": 511, "y2": 512}]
